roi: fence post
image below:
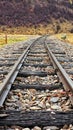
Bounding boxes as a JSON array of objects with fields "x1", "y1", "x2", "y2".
[{"x1": 5, "y1": 34, "x2": 7, "y2": 44}]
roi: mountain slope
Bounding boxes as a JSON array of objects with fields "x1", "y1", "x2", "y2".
[{"x1": 0, "y1": 0, "x2": 73, "y2": 26}]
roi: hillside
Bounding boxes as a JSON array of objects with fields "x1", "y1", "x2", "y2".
[{"x1": 0, "y1": 0, "x2": 73, "y2": 34}]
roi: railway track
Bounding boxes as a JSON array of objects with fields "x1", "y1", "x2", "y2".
[
  {"x1": 0, "y1": 36, "x2": 73, "y2": 130},
  {"x1": 0, "y1": 39, "x2": 36, "y2": 84},
  {"x1": 46, "y1": 38, "x2": 73, "y2": 79}
]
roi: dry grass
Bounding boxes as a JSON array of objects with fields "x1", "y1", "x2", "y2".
[
  {"x1": 0, "y1": 34, "x2": 27, "y2": 47},
  {"x1": 0, "y1": 34, "x2": 38, "y2": 47},
  {"x1": 0, "y1": 34, "x2": 27, "y2": 44},
  {"x1": 0, "y1": 21, "x2": 72, "y2": 35},
  {"x1": 54, "y1": 33, "x2": 73, "y2": 44},
  {"x1": 0, "y1": 21, "x2": 73, "y2": 47}
]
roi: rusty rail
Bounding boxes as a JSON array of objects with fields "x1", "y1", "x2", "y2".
[
  {"x1": 45, "y1": 42, "x2": 73, "y2": 105},
  {"x1": 0, "y1": 37, "x2": 41, "y2": 106}
]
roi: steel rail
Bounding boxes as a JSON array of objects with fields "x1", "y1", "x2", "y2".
[
  {"x1": 0, "y1": 37, "x2": 41, "y2": 107},
  {"x1": 45, "y1": 43, "x2": 73, "y2": 105}
]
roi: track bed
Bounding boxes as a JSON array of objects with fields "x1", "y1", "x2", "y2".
[{"x1": 0, "y1": 36, "x2": 73, "y2": 130}]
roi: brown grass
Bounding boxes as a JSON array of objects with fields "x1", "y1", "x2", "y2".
[{"x1": 0, "y1": 21, "x2": 73, "y2": 35}]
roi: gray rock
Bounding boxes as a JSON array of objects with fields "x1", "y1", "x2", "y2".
[
  {"x1": 43, "y1": 126, "x2": 59, "y2": 130},
  {"x1": 46, "y1": 103, "x2": 50, "y2": 108},
  {"x1": 51, "y1": 104, "x2": 61, "y2": 110},
  {"x1": 32, "y1": 126, "x2": 41, "y2": 130},
  {"x1": 46, "y1": 89, "x2": 50, "y2": 93},
  {"x1": 22, "y1": 128, "x2": 30, "y2": 130},
  {"x1": 50, "y1": 97, "x2": 59, "y2": 103},
  {"x1": 38, "y1": 102, "x2": 45, "y2": 108},
  {"x1": 30, "y1": 106, "x2": 41, "y2": 110}
]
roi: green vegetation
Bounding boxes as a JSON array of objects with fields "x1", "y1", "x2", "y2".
[
  {"x1": 7, "y1": 35, "x2": 28, "y2": 44},
  {"x1": 0, "y1": 34, "x2": 30, "y2": 47}
]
